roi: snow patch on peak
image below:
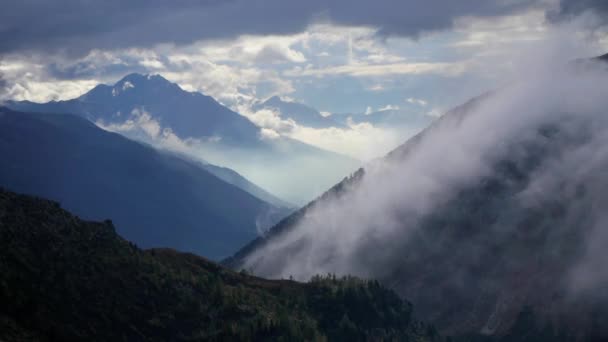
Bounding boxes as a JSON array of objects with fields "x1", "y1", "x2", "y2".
[{"x1": 122, "y1": 81, "x2": 134, "y2": 91}]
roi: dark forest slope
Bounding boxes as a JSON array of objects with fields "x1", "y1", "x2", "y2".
[{"x1": 0, "y1": 188, "x2": 439, "y2": 341}]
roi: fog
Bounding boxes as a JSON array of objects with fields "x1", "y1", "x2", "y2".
[
  {"x1": 241, "y1": 41, "x2": 608, "y2": 306},
  {"x1": 97, "y1": 109, "x2": 360, "y2": 205},
  {"x1": 186, "y1": 141, "x2": 360, "y2": 205}
]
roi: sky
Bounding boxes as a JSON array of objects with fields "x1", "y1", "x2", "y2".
[{"x1": 1, "y1": 0, "x2": 608, "y2": 160}]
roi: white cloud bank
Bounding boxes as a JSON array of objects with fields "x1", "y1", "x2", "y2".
[
  {"x1": 242, "y1": 45, "x2": 608, "y2": 308},
  {"x1": 238, "y1": 105, "x2": 415, "y2": 160}
]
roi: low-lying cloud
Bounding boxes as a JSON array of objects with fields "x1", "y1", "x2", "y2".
[
  {"x1": 242, "y1": 50, "x2": 608, "y2": 310},
  {"x1": 95, "y1": 106, "x2": 362, "y2": 205},
  {"x1": 97, "y1": 108, "x2": 200, "y2": 155},
  {"x1": 240, "y1": 106, "x2": 418, "y2": 160}
]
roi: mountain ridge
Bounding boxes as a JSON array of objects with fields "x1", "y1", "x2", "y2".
[
  {"x1": 0, "y1": 187, "x2": 440, "y2": 342},
  {"x1": 5, "y1": 73, "x2": 360, "y2": 204},
  {"x1": 0, "y1": 107, "x2": 288, "y2": 259}
]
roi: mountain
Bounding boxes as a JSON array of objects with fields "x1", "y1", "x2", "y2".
[
  {"x1": 226, "y1": 59, "x2": 608, "y2": 340},
  {"x1": 0, "y1": 188, "x2": 440, "y2": 341},
  {"x1": 253, "y1": 95, "x2": 344, "y2": 128},
  {"x1": 593, "y1": 53, "x2": 608, "y2": 62},
  {"x1": 6, "y1": 74, "x2": 360, "y2": 204},
  {"x1": 8, "y1": 73, "x2": 260, "y2": 145},
  {"x1": 253, "y1": 95, "x2": 433, "y2": 132},
  {"x1": 0, "y1": 107, "x2": 291, "y2": 259}
]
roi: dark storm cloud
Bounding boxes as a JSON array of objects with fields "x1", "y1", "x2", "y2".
[
  {"x1": 551, "y1": 0, "x2": 608, "y2": 24},
  {"x1": 45, "y1": 57, "x2": 156, "y2": 81},
  {"x1": 0, "y1": 0, "x2": 541, "y2": 56},
  {"x1": 558, "y1": 0, "x2": 608, "y2": 17}
]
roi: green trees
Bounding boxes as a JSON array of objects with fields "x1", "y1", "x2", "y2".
[{"x1": 0, "y1": 189, "x2": 438, "y2": 342}]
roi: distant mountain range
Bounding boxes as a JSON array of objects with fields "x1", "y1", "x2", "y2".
[
  {"x1": 253, "y1": 95, "x2": 434, "y2": 131},
  {"x1": 0, "y1": 188, "x2": 439, "y2": 341},
  {"x1": 227, "y1": 58, "x2": 608, "y2": 340},
  {"x1": 0, "y1": 107, "x2": 289, "y2": 259},
  {"x1": 6, "y1": 74, "x2": 360, "y2": 204},
  {"x1": 253, "y1": 96, "x2": 345, "y2": 129}
]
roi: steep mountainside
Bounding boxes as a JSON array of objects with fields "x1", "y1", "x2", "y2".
[
  {"x1": 227, "y1": 60, "x2": 608, "y2": 340},
  {"x1": 6, "y1": 74, "x2": 360, "y2": 204},
  {"x1": 0, "y1": 188, "x2": 439, "y2": 342},
  {"x1": 0, "y1": 107, "x2": 289, "y2": 259}
]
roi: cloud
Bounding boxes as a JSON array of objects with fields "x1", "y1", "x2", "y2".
[
  {"x1": 452, "y1": 9, "x2": 549, "y2": 49},
  {"x1": 238, "y1": 105, "x2": 415, "y2": 160},
  {"x1": 406, "y1": 97, "x2": 428, "y2": 106},
  {"x1": 551, "y1": 0, "x2": 608, "y2": 24},
  {"x1": 0, "y1": 59, "x2": 100, "y2": 102},
  {"x1": 4, "y1": 11, "x2": 596, "y2": 114},
  {"x1": 3, "y1": 3, "x2": 605, "y2": 167},
  {"x1": 445, "y1": 9, "x2": 604, "y2": 90},
  {"x1": 361, "y1": 104, "x2": 404, "y2": 114},
  {"x1": 284, "y1": 61, "x2": 467, "y2": 78},
  {"x1": 97, "y1": 108, "x2": 198, "y2": 154},
  {"x1": 139, "y1": 58, "x2": 165, "y2": 69},
  {"x1": 289, "y1": 121, "x2": 408, "y2": 160},
  {"x1": 259, "y1": 127, "x2": 281, "y2": 140},
  {"x1": 241, "y1": 47, "x2": 608, "y2": 305},
  {"x1": 367, "y1": 84, "x2": 385, "y2": 92},
  {"x1": 74, "y1": 46, "x2": 290, "y2": 108},
  {"x1": 378, "y1": 104, "x2": 400, "y2": 111},
  {"x1": 241, "y1": 108, "x2": 297, "y2": 134},
  {"x1": 426, "y1": 107, "x2": 446, "y2": 118},
  {"x1": 0, "y1": 0, "x2": 544, "y2": 56},
  {"x1": 254, "y1": 45, "x2": 307, "y2": 64}
]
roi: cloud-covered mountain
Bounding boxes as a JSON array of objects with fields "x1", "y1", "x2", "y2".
[
  {"x1": 253, "y1": 96, "x2": 344, "y2": 129},
  {"x1": 6, "y1": 73, "x2": 360, "y2": 205},
  {"x1": 227, "y1": 58, "x2": 608, "y2": 339},
  {"x1": 0, "y1": 107, "x2": 289, "y2": 259},
  {"x1": 253, "y1": 95, "x2": 433, "y2": 131},
  {"x1": 8, "y1": 73, "x2": 260, "y2": 145}
]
